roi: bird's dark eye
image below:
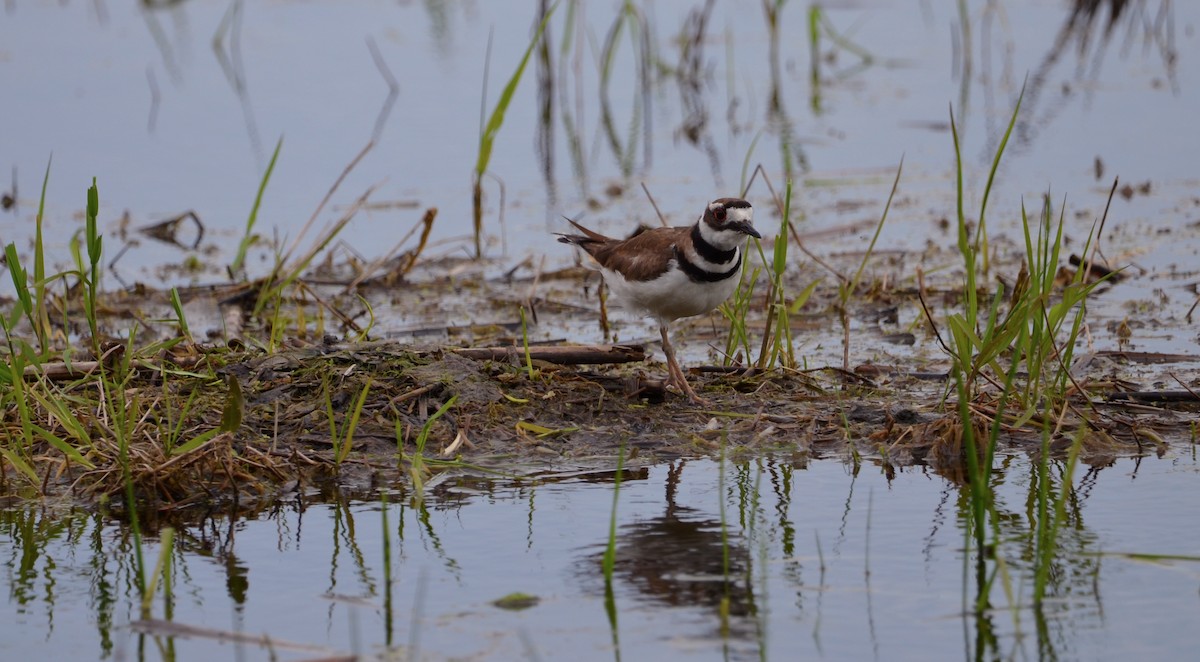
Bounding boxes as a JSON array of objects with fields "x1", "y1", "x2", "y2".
[{"x1": 714, "y1": 207, "x2": 726, "y2": 222}]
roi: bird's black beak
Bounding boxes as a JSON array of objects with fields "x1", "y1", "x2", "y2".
[{"x1": 730, "y1": 221, "x2": 761, "y2": 239}]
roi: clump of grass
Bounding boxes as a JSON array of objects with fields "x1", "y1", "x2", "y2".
[
  {"x1": 722, "y1": 173, "x2": 817, "y2": 371},
  {"x1": 0, "y1": 180, "x2": 259, "y2": 504},
  {"x1": 398, "y1": 394, "x2": 458, "y2": 505},
  {"x1": 934, "y1": 81, "x2": 1110, "y2": 438},
  {"x1": 1011, "y1": 189, "x2": 1110, "y2": 412},
  {"x1": 0, "y1": 172, "x2": 101, "y2": 484},
  {"x1": 927, "y1": 80, "x2": 1115, "y2": 619},
  {"x1": 325, "y1": 374, "x2": 372, "y2": 467},
  {"x1": 0, "y1": 176, "x2": 475, "y2": 512},
  {"x1": 754, "y1": 179, "x2": 797, "y2": 370},
  {"x1": 722, "y1": 260, "x2": 762, "y2": 365}
]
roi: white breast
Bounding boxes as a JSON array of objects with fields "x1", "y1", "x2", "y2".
[{"x1": 601, "y1": 258, "x2": 741, "y2": 324}]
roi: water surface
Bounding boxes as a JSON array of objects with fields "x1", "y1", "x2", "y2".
[
  {"x1": 1, "y1": 1, "x2": 1195, "y2": 287},
  {"x1": 4, "y1": 451, "x2": 1199, "y2": 660}
]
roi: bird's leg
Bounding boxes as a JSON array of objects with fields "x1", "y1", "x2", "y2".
[{"x1": 659, "y1": 324, "x2": 705, "y2": 403}]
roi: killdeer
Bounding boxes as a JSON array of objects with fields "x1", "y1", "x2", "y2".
[{"x1": 558, "y1": 198, "x2": 760, "y2": 402}]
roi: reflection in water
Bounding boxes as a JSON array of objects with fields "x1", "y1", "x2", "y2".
[
  {"x1": 763, "y1": 2, "x2": 808, "y2": 182},
  {"x1": 582, "y1": 460, "x2": 761, "y2": 656},
  {"x1": 423, "y1": 0, "x2": 453, "y2": 57},
  {"x1": 598, "y1": 5, "x2": 654, "y2": 179},
  {"x1": 1012, "y1": 0, "x2": 1176, "y2": 149},
  {"x1": 210, "y1": 0, "x2": 265, "y2": 164},
  {"x1": 140, "y1": 0, "x2": 186, "y2": 85},
  {"x1": 2, "y1": 454, "x2": 1198, "y2": 659},
  {"x1": 556, "y1": 3, "x2": 590, "y2": 202},
  {"x1": 674, "y1": 0, "x2": 723, "y2": 187},
  {"x1": 535, "y1": 0, "x2": 557, "y2": 209},
  {"x1": 947, "y1": 453, "x2": 1107, "y2": 662},
  {"x1": 367, "y1": 36, "x2": 401, "y2": 144}
]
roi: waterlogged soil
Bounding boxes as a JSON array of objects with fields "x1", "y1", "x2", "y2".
[{"x1": 11, "y1": 253, "x2": 1198, "y2": 515}]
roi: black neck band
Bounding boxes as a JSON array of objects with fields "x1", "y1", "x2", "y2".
[
  {"x1": 691, "y1": 224, "x2": 737, "y2": 265},
  {"x1": 674, "y1": 246, "x2": 742, "y2": 283}
]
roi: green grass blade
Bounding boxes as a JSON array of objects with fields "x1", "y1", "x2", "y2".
[
  {"x1": 474, "y1": 4, "x2": 558, "y2": 176},
  {"x1": 336, "y1": 377, "x2": 372, "y2": 465},
  {"x1": 787, "y1": 279, "x2": 820, "y2": 315},
  {"x1": 219, "y1": 374, "x2": 244, "y2": 433},
  {"x1": 975, "y1": 80, "x2": 1027, "y2": 264},
  {"x1": 31, "y1": 424, "x2": 95, "y2": 469},
  {"x1": 415, "y1": 394, "x2": 458, "y2": 456},
  {"x1": 170, "y1": 428, "x2": 222, "y2": 456},
  {"x1": 85, "y1": 179, "x2": 102, "y2": 348},
  {"x1": 169, "y1": 287, "x2": 191, "y2": 340},
  {"x1": 33, "y1": 157, "x2": 52, "y2": 352},
  {"x1": 0, "y1": 447, "x2": 39, "y2": 485},
  {"x1": 948, "y1": 104, "x2": 975, "y2": 332},
  {"x1": 231, "y1": 136, "x2": 283, "y2": 278},
  {"x1": 847, "y1": 157, "x2": 902, "y2": 296},
  {"x1": 5, "y1": 243, "x2": 33, "y2": 318},
  {"x1": 26, "y1": 387, "x2": 92, "y2": 448}
]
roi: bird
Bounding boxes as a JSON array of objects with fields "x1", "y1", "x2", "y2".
[{"x1": 558, "y1": 197, "x2": 760, "y2": 402}]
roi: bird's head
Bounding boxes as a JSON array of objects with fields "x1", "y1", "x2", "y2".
[{"x1": 700, "y1": 198, "x2": 760, "y2": 249}]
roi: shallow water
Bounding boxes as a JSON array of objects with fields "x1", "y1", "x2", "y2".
[
  {"x1": 2, "y1": 1, "x2": 1196, "y2": 282},
  {"x1": 1, "y1": 0, "x2": 1196, "y2": 370},
  {"x1": 4, "y1": 450, "x2": 1199, "y2": 660}
]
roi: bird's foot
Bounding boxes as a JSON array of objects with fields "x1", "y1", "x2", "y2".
[{"x1": 665, "y1": 365, "x2": 708, "y2": 406}]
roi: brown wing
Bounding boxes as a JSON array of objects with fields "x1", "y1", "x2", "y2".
[{"x1": 589, "y1": 226, "x2": 689, "y2": 282}]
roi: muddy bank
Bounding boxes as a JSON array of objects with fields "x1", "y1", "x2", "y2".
[{"x1": 10, "y1": 337, "x2": 1193, "y2": 514}]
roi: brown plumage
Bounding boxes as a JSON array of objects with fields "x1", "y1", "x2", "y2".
[{"x1": 559, "y1": 218, "x2": 683, "y2": 282}]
